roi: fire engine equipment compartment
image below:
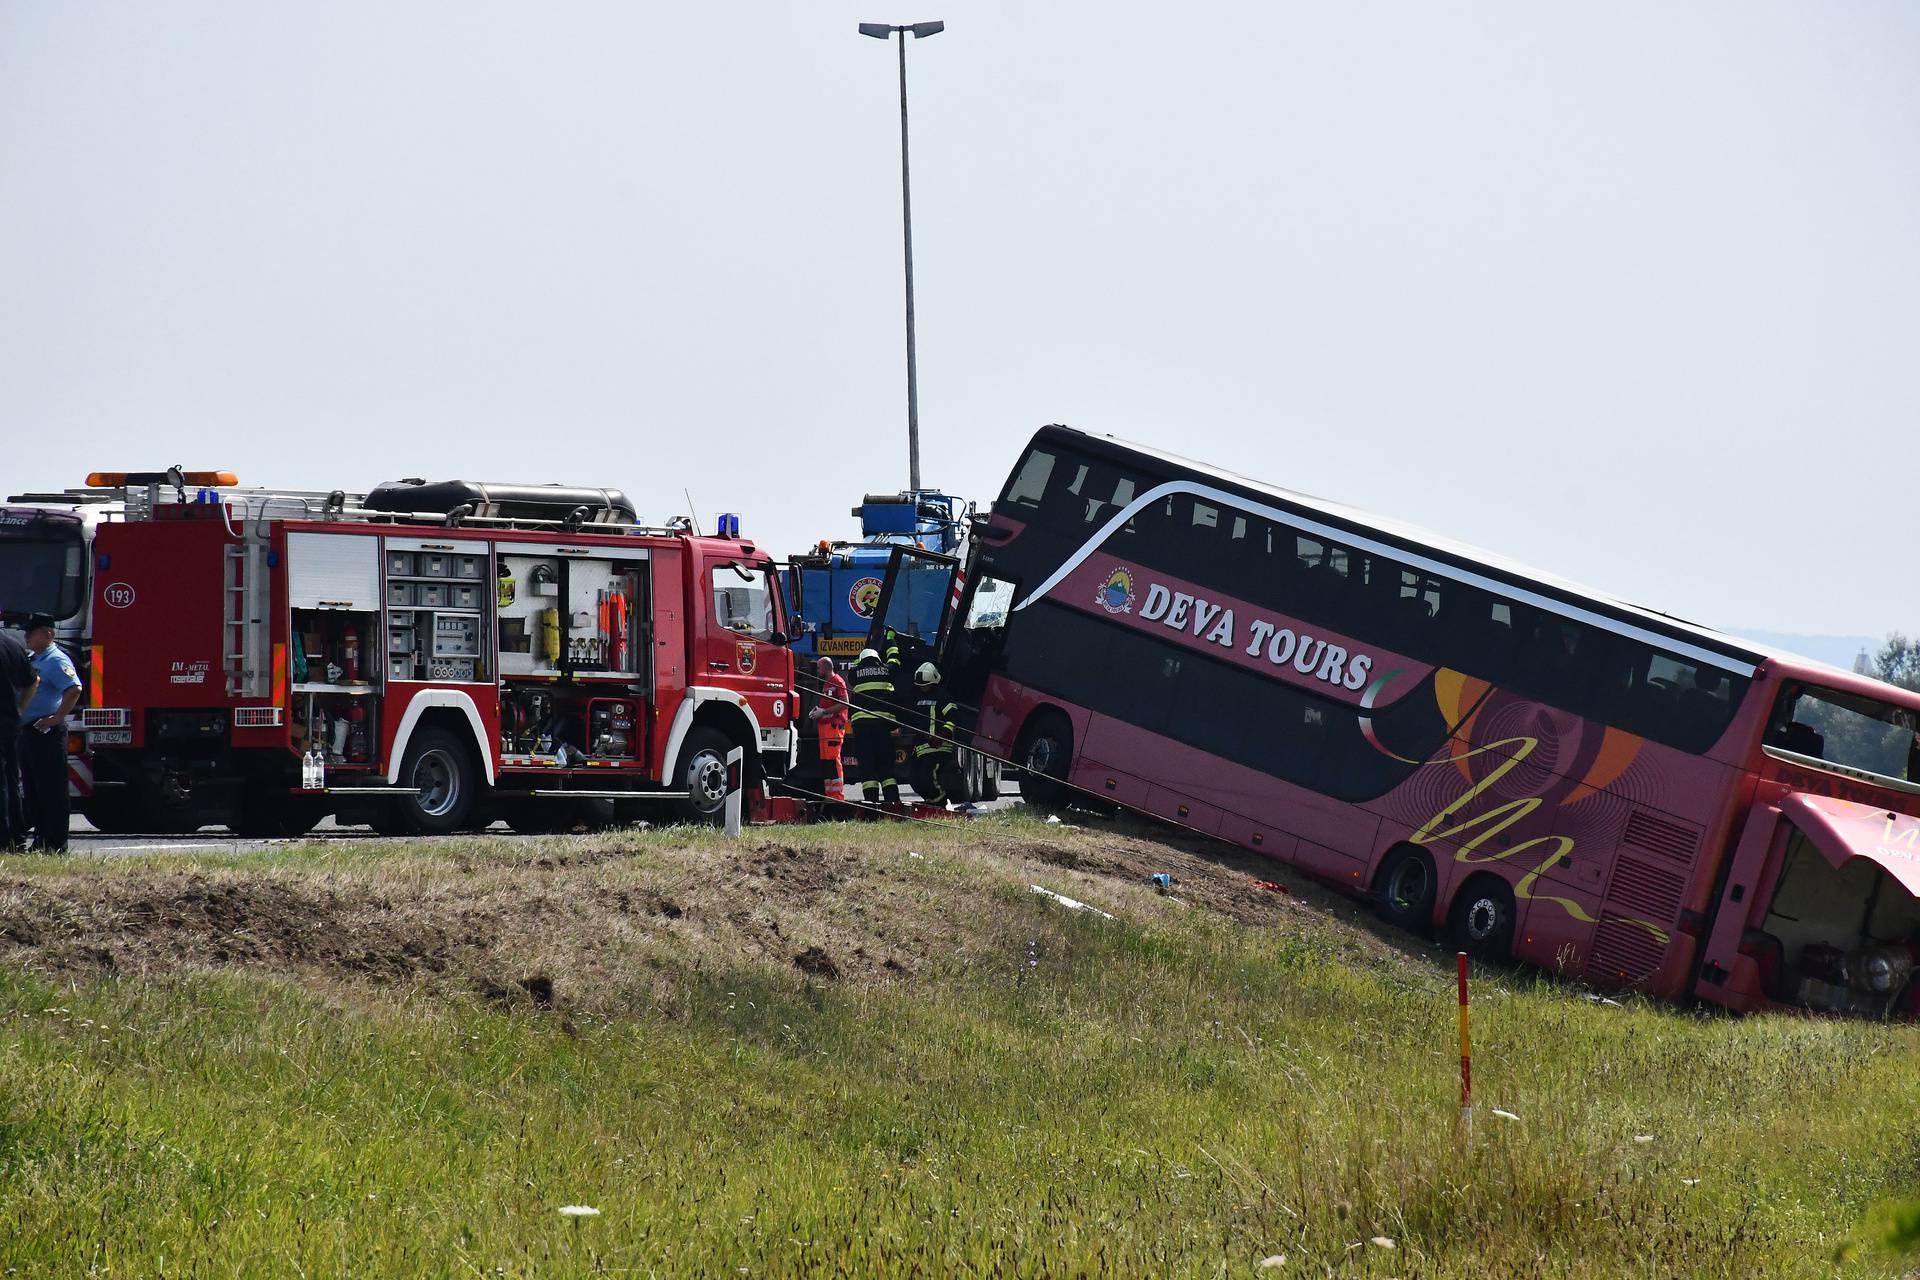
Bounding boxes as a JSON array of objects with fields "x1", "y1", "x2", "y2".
[
  {"x1": 383, "y1": 541, "x2": 491, "y2": 683},
  {"x1": 1752, "y1": 798, "x2": 1920, "y2": 1019},
  {"x1": 496, "y1": 554, "x2": 642, "y2": 678}
]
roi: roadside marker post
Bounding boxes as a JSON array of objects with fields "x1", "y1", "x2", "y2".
[
  {"x1": 724, "y1": 747, "x2": 744, "y2": 838},
  {"x1": 1457, "y1": 952, "x2": 1472, "y2": 1127}
]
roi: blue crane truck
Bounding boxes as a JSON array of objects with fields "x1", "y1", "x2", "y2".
[{"x1": 781, "y1": 491, "x2": 1000, "y2": 803}]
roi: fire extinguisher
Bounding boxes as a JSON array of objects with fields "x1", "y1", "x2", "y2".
[{"x1": 343, "y1": 629, "x2": 361, "y2": 682}]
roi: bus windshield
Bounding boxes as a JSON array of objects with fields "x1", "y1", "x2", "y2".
[
  {"x1": 1767, "y1": 683, "x2": 1920, "y2": 785},
  {"x1": 0, "y1": 530, "x2": 85, "y2": 622}
]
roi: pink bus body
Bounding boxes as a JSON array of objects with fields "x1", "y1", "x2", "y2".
[{"x1": 918, "y1": 427, "x2": 1920, "y2": 1018}]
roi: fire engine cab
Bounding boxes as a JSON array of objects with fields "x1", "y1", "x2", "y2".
[{"x1": 78, "y1": 476, "x2": 798, "y2": 835}]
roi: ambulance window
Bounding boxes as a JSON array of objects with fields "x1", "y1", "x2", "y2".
[{"x1": 712, "y1": 564, "x2": 775, "y2": 641}]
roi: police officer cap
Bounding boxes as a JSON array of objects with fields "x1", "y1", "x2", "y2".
[{"x1": 23, "y1": 614, "x2": 57, "y2": 633}]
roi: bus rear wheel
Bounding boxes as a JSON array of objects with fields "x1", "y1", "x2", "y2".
[
  {"x1": 1374, "y1": 846, "x2": 1437, "y2": 934},
  {"x1": 1448, "y1": 876, "x2": 1516, "y2": 964},
  {"x1": 1015, "y1": 712, "x2": 1073, "y2": 812}
]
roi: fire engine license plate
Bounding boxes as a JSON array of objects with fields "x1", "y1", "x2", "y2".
[{"x1": 88, "y1": 729, "x2": 132, "y2": 745}]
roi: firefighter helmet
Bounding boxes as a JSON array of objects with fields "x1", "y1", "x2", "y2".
[
  {"x1": 914, "y1": 662, "x2": 939, "y2": 688},
  {"x1": 858, "y1": 647, "x2": 880, "y2": 663}
]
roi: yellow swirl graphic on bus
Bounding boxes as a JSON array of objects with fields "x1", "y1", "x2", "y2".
[{"x1": 1410, "y1": 734, "x2": 1670, "y2": 946}]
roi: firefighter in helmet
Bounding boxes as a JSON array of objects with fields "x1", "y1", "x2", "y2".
[
  {"x1": 848, "y1": 646, "x2": 901, "y2": 806},
  {"x1": 911, "y1": 661, "x2": 961, "y2": 806}
]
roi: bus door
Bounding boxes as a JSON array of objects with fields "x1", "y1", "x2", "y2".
[
  {"x1": 861, "y1": 546, "x2": 960, "y2": 678},
  {"x1": 1694, "y1": 802, "x2": 1790, "y2": 1013},
  {"x1": 1699, "y1": 793, "x2": 1920, "y2": 1018}
]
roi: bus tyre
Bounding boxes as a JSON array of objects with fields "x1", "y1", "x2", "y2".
[
  {"x1": 395, "y1": 727, "x2": 479, "y2": 836},
  {"x1": 673, "y1": 726, "x2": 735, "y2": 826},
  {"x1": 1448, "y1": 877, "x2": 1516, "y2": 964},
  {"x1": 1374, "y1": 846, "x2": 1438, "y2": 934},
  {"x1": 1016, "y1": 712, "x2": 1073, "y2": 812}
]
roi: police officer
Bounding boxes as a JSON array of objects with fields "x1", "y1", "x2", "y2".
[
  {"x1": 0, "y1": 623, "x2": 34, "y2": 850},
  {"x1": 911, "y1": 661, "x2": 961, "y2": 806},
  {"x1": 20, "y1": 615, "x2": 80, "y2": 853},
  {"x1": 848, "y1": 646, "x2": 900, "y2": 806}
]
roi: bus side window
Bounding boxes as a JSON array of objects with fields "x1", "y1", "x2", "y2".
[{"x1": 1004, "y1": 448, "x2": 1056, "y2": 512}]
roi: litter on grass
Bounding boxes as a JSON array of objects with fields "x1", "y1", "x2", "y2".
[
  {"x1": 1029, "y1": 885, "x2": 1116, "y2": 919},
  {"x1": 1492, "y1": 1109, "x2": 1520, "y2": 1122},
  {"x1": 557, "y1": 1205, "x2": 601, "y2": 1217}
]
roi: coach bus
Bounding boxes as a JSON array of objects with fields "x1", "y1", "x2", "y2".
[{"x1": 864, "y1": 425, "x2": 1920, "y2": 1018}]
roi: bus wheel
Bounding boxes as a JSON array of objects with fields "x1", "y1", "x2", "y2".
[
  {"x1": 395, "y1": 727, "x2": 479, "y2": 836},
  {"x1": 1374, "y1": 846, "x2": 1437, "y2": 934},
  {"x1": 672, "y1": 726, "x2": 735, "y2": 826},
  {"x1": 1448, "y1": 876, "x2": 1516, "y2": 964},
  {"x1": 1015, "y1": 712, "x2": 1073, "y2": 812}
]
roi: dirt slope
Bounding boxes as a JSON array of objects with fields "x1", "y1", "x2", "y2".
[{"x1": 0, "y1": 814, "x2": 1409, "y2": 1013}]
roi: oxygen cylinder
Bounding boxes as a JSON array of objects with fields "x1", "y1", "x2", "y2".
[{"x1": 539, "y1": 608, "x2": 561, "y2": 663}]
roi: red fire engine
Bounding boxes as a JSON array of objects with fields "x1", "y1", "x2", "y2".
[{"x1": 77, "y1": 477, "x2": 799, "y2": 835}]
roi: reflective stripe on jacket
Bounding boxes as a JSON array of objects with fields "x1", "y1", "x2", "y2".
[
  {"x1": 848, "y1": 657, "x2": 896, "y2": 722},
  {"x1": 914, "y1": 696, "x2": 957, "y2": 756}
]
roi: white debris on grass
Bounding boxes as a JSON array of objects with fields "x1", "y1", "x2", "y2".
[
  {"x1": 1633, "y1": 1134, "x2": 1655, "y2": 1144},
  {"x1": 1492, "y1": 1109, "x2": 1520, "y2": 1122},
  {"x1": 1682, "y1": 1178, "x2": 1701, "y2": 1186},
  {"x1": 1257, "y1": 1256, "x2": 1287, "y2": 1270},
  {"x1": 1044, "y1": 814, "x2": 1062, "y2": 825},
  {"x1": 1370, "y1": 1236, "x2": 1396, "y2": 1250},
  {"x1": 557, "y1": 1205, "x2": 601, "y2": 1217},
  {"x1": 1029, "y1": 885, "x2": 1116, "y2": 919}
]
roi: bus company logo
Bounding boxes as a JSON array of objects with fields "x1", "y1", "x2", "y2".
[
  {"x1": 103, "y1": 582, "x2": 136, "y2": 609},
  {"x1": 737, "y1": 641, "x2": 757, "y2": 675},
  {"x1": 848, "y1": 577, "x2": 884, "y2": 619},
  {"x1": 1095, "y1": 567, "x2": 1136, "y2": 614},
  {"x1": 168, "y1": 658, "x2": 210, "y2": 686}
]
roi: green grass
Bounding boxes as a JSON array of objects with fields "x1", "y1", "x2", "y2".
[{"x1": 2, "y1": 818, "x2": 1919, "y2": 1276}]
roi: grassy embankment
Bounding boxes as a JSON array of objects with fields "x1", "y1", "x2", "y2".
[{"x1": 0, "y1": 811, "x2": 1917, "y2": 1276}]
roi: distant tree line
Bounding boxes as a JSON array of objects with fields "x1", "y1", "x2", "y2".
[{"x1": 1873, "y1": 634, "x2": 1920, "y2": 693}]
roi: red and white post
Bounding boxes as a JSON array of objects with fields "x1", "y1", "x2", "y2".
[{"x1": 1456, "y1": 951, "x2": 1472, "y2": 1126}]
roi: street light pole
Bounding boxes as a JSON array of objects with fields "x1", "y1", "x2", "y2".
[{"x1": 860, "y1": 20, "x2": 944, "y2": 492}]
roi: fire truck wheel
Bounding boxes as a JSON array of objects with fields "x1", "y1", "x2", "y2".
[
  {"x1": 672, "y1": 726, "x2": 736, "y2": 826},
  {"x1": 1373, "y1": 845, "x2": 1438, "y2": 934},
  {"x1": 395, "y1": 727, "x2": 479, "y2": 835},
  {"x1": 1447, "y1": 875, "x2": 1516, "y2": 964},
  {"x1": 1014, "y1": 712, "x2": 1073, "y2": 812}
]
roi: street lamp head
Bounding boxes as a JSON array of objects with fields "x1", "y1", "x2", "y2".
[{"x1": 858, "y1": 20, "x2": 943, "y2": 39}]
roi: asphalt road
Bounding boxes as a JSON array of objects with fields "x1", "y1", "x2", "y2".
[{"x1": 61, "y1": 788, "x2": 1023, "y2": 856}]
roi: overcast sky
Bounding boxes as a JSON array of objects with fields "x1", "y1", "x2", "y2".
[{"x1": 2, "y1": 3, "x2": 1913, "y2": 636}]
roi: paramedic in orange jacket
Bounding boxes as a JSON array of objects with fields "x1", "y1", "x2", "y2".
[{"x1": 809, "y1": 656, "x2": 850, "y2": 797}]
